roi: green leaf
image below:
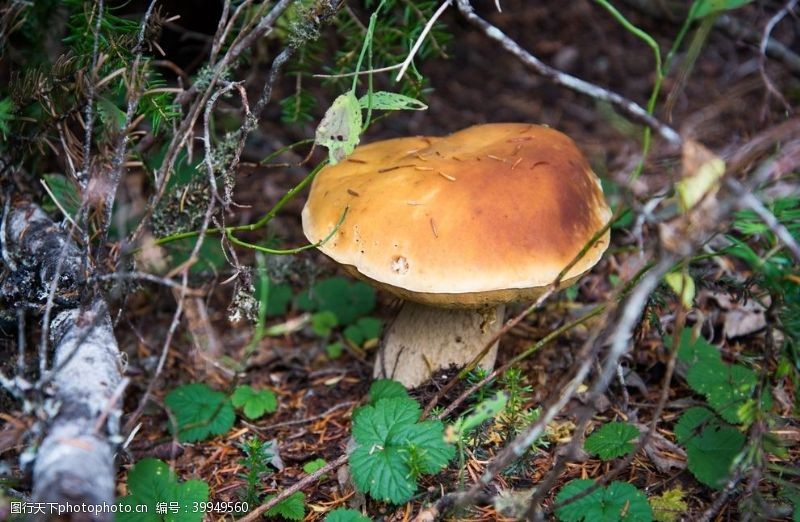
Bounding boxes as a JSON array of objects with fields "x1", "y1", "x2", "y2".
[
  {"x1": 554, "y1": 479, "x2": 604, "y2": 522},
  {"x1": 344, "y1": 317, "x2": 383, "y2": 346},
  {"x1": 358, "y1": 91, "x2": 427, "y2": 111},
  {"x1": 350, "y1": 396, "x2": 454, "y2": 504},
  {"x1": 368, "y1": 379, "x2": 410, "y2": 403},
  {"x1": 265, "y1": 492, "x2": 306, "y2": 521},
  {"x1": 263, "y1": 281, "x2": 293, "y2": 317},
  {"x1": 0, "y1": 97, "x2": 14, "y2": 138},
  {"x1": 349, "y1": 444, "x2": 415, "y2": 504},
  {"x1": 315, "y1": 91, "x2": 362, "y2": 165},
  {"x1": 584, "y1": 422, "x2": 640, "y2": 460},
  {"x1": 671, "y1": 329, "x2": 758, "y2": 424},
  {"x1": 649, "y1": 487, "x2": 688, "y2": 522},
  {"x1": 689, "y1": 0, "x2": 753, "y2": 19},
  {"x1": 672, "y1": 328, "x2": 720, "y2": 366},
  {"x1": 447, "y1": 391, "x2": 508, "y2": 442},
  {"x1": 555, "y1": 479, "x2": 653, "y2": 522},
  {"x1": 302, "y1": 458, "x2": 327, "y2": 474},
  {"x1": 165, "y1": 383, "x2": 236, "y2": 442},
  {"x1": 97, "y1": 96, "x2": 127, "y2": 128},
  {"x1": 296, "y1": 277, "x2": 376, "y2": 325},
  {"x1": 231, "y1": 385, "x2": 278, "y2": 420},
  {"x1": 325, "y1": 508, "x2": 372, "y2": 522},
  {"x1": 326, "y1": 341, "x2": 344, "y2": 359},
  {"x1": 116, "y1": 458, "x2": 209, "y2": 522},
  {"x1": 42, "y1": 174, "x2": 82, "y2": 218},
  {"x1": 352, "y1": 397, "x2": 421, "y2": 447},
  {"x1": 311, "y1": 310, "x2": 339, "y2": 337},
  {"x1": 674, "y1": 407, "x2": 745, "y2": 489},
  {"x1": 686, "y1": 359, "x2": 757, "y2": 424},
  {"x1": 402, "y1": 420, "x2": 455, "y2": 474}
]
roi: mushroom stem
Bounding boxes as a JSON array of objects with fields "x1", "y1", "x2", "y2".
[{"x1": 375, "y1": 302, "x2": 505, "y2": 388}]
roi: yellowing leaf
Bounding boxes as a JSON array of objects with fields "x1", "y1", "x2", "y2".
[
  {"x1": 315, "y1": 91, "x2": 362, "y2": 165},
  {"x1": 664, "y1": 271, "x2": 696, "y2": 309},
  {"x1": 649, "y1": 487, "x2": 688, "y2": 522},
  {"x1": 675, "y1": 140, "x2": 725, "y2": 211}
]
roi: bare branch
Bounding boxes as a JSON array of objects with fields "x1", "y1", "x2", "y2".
[{"x1": 455, "y1": 0, "x2": 682, "y2": 146}]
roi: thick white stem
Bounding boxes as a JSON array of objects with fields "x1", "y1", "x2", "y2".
[
  {"x1": 375, "y1": 302, "x2": 504, "y2": 388},
  {"x1": 32, "y1": 301, "x2": 123, "y2": 518}
]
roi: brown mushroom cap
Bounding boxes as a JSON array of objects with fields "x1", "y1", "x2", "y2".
[{"x1": 302, "y1": 123, "x2": 612, "y2": 307}]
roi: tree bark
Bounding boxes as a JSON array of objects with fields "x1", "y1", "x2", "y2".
[{"x1": 4, "y1": 203, "x2": 123, "y2": 521}]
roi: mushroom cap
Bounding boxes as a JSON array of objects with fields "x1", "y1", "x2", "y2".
[{"x1": 302, "y1": 123, "x2": 612, "y2": 307}]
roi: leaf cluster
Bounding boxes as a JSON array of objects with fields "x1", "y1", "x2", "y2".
[
  {"x1": 117, "y1": 458, "x2": 209, "y2": 522},
  {"x1": 555, "y1": 479, "x2": 653, "y2": 522},
  {"x1": 165, "y1": 382, "x2": 278, "y2": 442},
  {"x1": 349, "y1": 380, "x2": 455, "y2": 504}
]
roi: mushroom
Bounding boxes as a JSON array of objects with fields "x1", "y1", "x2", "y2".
[{"x1": 302, "y1": 123, "x2": 611, "y2": 387}]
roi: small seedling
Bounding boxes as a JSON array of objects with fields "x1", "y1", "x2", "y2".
[{"x1": 238, "y1": 437, "x2": 279, "y2": 506}]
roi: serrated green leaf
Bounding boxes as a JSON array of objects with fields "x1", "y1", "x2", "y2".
[
  {"x1": 402, "y1": 420, "x2": 456, "y2": 474},
  {"x1": 352, "y1": 397, "x2": 421, "y2": 446},
  {"x1": 674, "y1": 407, "x2": 717, "y2": 445},
  {"x1": 165, "y1": 383, "x2": 236, "y2": 442},
  {"x1": 350, "y1": 395, "x2": 453, "y2": 504},
  {"x1": 555, "y1": 479, "x2": 604, "y2": 522},
  {"x1": 358, "y1": 91, "x2": 427, "y2": 111},
  {"x1": 311, "y1": 310, "x2": 339, "y2": 337},
  {"x1": 116, "y1": 458, "x2": 209, "y2": 522},
  {"x1": 671, "y1": 328, "x2": 720, "y2": 365},
  {"x1": 675, "y1": 408, "x2": 745, "y2": 489},
  {"x1": 555, "y1": 479, "x2": 653, "y2": 522},
  {"x1": 231, "y1": 385, "x2": 278, "y2": 420},
  {"x1": 368, "y1": 379, "x2": 409, "y2": 403},
  {"x1": 296, "y1": 277, "x2": 376, "y2": 325},
  {"x1": 171, "y1": 480, "x2": 210, "y2": 522},
  {"x1": 584, "y1": 421, "x2": 640, "y2": 461},
  {"x1": 649, "y1": 487, "x2": 688, "y2": 522},
  {"x1": 325, "y1": 508, "x2": 372, "y2": 522},
  {"x1": 686, "y1": 359, "x2": 757, "y2": 424},
  {"x1": 265, "y1": 492, "x2": 305, "y2": 521},
  {"x1": 315, "y1": 91, "x2": 362, "y2": 165},
  {"x1": 671, "y1": 330, "x2": 759, "y2": 424},
  {"x1": 350, "y1": 444, "x2": 415, "y2": 504}
]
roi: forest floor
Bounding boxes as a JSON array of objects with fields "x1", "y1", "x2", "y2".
[{"x1": 2, "y1": 1, "x2": 799, "y2": 521}]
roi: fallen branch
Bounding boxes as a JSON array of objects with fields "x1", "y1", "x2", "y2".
[{"x1": 3, "y1": 203, "x2": 123, "y2": 519}]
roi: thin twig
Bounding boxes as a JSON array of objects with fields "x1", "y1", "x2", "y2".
[
  {"x1": 455, "y1": 0, "x2": 682, "y2": 146},
  {"x1": 759, "y1": 0, "x2": 797, "y2": 114},
  {"x1": 395, "y1": 0, "x2": 452, "y2": 82},
  {"x1": 239, "y1": 454, "x2": 349, "y2": 522}
]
